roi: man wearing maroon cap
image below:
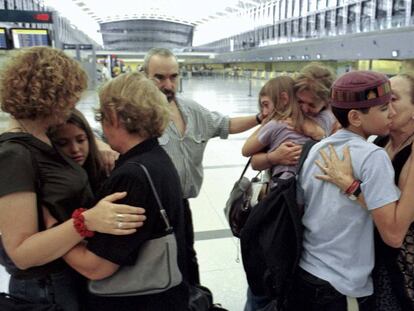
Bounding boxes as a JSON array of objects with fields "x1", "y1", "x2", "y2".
[{"x1": 289, "y1": 71, "x2": 414, "y2": 310}]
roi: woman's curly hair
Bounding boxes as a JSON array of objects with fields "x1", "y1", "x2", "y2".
[
  {"x1": 98, "y1": 72, "x2": 170, "y2": 138},
  {"x1": 0, "y1": 46, "x2": 87, "y2": 119}
]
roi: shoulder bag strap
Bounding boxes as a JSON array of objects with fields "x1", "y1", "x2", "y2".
[
  {"x1": 239, "y1": 158, "x2": 252, "y2": 181},
  {"x1": 131, "y1": 162, "x2": 173, "y2": 233}
]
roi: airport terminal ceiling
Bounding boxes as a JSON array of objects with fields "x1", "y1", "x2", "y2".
[
  {"x1": 68, "y1": 0, "x2": 269, "y2": 25},
  {"x1": 46, "y1": 0, "x2": 271, "y2": 46}
]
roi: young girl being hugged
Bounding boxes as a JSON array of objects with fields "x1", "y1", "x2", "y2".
[
  {"x1": 242, "y1": 76, "x2": 321, "y2": 184},
  {"x1": 48, "y1": 109, "x2": 107, "y2": 194}
]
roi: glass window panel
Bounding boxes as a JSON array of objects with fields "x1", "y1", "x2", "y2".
[
  {"x1": 316, "y1": 12, "x2": 324, "y2": 30},
  {"x1": 348, "y1": 4, "x2": 357, "y2": 24},
  {"x1": 376, "y1": 0, "x2": 387, "y2": 19},
  {"x1": 292, "y1": 19, "x2": 299, "y2": 37},
  {"x1": 306, "y1": 15, "x2": 313, "y2": 35},
  {"x1": 280, "y1": 0, "x2": 286, "y2": 19},
  {"x1": 336, "y1": 7, "x2": 344, "y2": 26},
  {"x1": 286, "y1": 21, "x2": 291, "y2": 37},
  {"x1": 392, "y1": 0, "x2": 406, "y2": 17},
  {"x1": 293, "y1": 0, "x2": 300, "y2": 17},
  {"x1": 317, "y1": 0, "x2": 326, "y2": 10},
  {"x1": 280, "y1": 22, "x2": 285, "y2": 37},
  {"x1": 308, "y1": 0, "x2": 316, "y2": 11},
  {"x1": 326, "y1": 10, "x2": 333, "y2": 29},
  {"x1": 287, "y1": 0, "x2": 292, "y2": 18},
  {"x1": 301, "y1": 0, "x2": 307, "y2": 16},
  {"x1": 361, "y1": 1, "x2": 372, "y2": 31}
]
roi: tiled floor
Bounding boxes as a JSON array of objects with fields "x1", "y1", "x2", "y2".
[{"x1": 0, "y1": 76, "x2": 267, "y2": 310}]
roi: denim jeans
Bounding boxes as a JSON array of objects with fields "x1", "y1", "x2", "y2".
[
  {"x1": 288, "y1": 268, "x2": 374, "y2": 311},
  {"x1": 9, "y1": 267, "x2": 86, "y2": 311},
  {"x1": 244, "y1": 287, "x2": 271, "y2": 311}
]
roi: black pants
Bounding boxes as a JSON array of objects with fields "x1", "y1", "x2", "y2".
[
  {"x1": 288, "y1": 268, "x2": 374, "y2": 311},
  {"x1": 183, "y1": 199, "x2": 200, "y2": 285}
]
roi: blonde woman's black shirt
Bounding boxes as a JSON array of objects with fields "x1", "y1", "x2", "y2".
[{"x1": 86, "y1": 138, "x2": 189, "y2": 311}]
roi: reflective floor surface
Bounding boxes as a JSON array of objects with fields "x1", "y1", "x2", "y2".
[{"x1": 0, "y1": 76, "x2": 267, "y2": 310}]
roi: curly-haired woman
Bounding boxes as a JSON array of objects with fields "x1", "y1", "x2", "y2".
[{"x1": 0, "y1": 47, "x2": 145, "y2": 311}]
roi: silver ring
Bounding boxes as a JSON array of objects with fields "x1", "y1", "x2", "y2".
[
  {"x1": 116, "y1": 214, "x2": 123, "y2": 222},
  {"x1": 117, "y1": 222, "x2": 123, "y2": 229}
]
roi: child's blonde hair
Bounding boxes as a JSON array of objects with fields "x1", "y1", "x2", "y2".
[{"x1": 259, "y1": 76, "x2": 304, "y2": 131}]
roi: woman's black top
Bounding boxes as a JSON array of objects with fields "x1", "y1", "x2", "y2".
[
  {"x1": 374, "y1": 135, "x2": 413, "y2": 310},
  {"x1": 86, "y1": 138, "x2": 189, "y2": 311},
  {"x1": 0, "y1": 132, "x2": 94, "y2": 278}
]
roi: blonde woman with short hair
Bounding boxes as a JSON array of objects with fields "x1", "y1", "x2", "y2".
[{"x1": 62, "y1": 72, "x2": 190, "y2": 311}]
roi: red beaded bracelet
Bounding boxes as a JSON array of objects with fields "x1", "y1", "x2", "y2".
[
  {"x1": 345, "y1": 180, "x2": 361, "y2": 195},
  {"x1": 72, "y1": 208, "x2": 95, "y2": 238}
]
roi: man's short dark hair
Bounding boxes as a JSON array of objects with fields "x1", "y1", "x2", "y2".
[{"x1": 332, "y1": 106, "x2": 370, "y2": 128}]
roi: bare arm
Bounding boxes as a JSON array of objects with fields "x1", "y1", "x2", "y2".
[
  {"x1": 229, "y1": 116, "x2": 258, "y2": 134},
  {"x1": 0, "y1": 192, "x2": 145, "y2": 269},
  {"x1": 315, "y1": 144, "x2": 414, "y2": 247},
  {"x1": 0, "y1": 192, "x2": 84, "y2": 269},
  {"x1": 242, "y1": 127, "x2": 266, "y2": 157},
  {"x1": 302, "y1": 118, "x2": 326, "y2": 141},
  {"x1": 372, "y1": 151, "x2": 414, "y2": 247},
  {"x1": 63, "y1": 242, "x2": 119, "y2": 280},
  {"x1": 251, "y1": 141, "x2": 302, "y2": 170}
]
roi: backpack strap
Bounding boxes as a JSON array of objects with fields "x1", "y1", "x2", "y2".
[{"x1": 297, "y1": 140, "x2": 318, "y2": 174}]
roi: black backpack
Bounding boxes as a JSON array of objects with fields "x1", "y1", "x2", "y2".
[{"x1": 240, "y1": 140, "x2": 316, "y2": 310}]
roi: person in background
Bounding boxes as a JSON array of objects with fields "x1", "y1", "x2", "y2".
[
  {"x1": 313, "y1": 72, "x2": 414, "y2": 310},
  {"x1": 250, "y1": 63, "x2": 338, "y2": 172},
  {"x1": 290, "y1": 70, "x2": 414, "y2": 310},
  {"x1": 143, "y1": 47, "x2": 260, "y2": 286},
  {"x1": 48, "y1": 109, "x2": 107, "y2": 194},
  {"x1": 0, "y1": 47, "x2": 145, "y2": 311},
  {"x1": 61, "y1": 72, "x2": 189, "y2": 311}
]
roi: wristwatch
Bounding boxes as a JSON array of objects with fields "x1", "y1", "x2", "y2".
[{"x1": 348, "y1": 183, "x2": 362, "y2": 201}]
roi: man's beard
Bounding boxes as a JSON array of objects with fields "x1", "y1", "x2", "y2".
[{"x1": 162, "y1": 89, "x2": 176, "y2": 103}]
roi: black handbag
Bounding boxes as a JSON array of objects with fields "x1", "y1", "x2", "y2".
[
  {"x1": 0, "y1": 292, "x2": 62, "y2": 311},
  {"x1": 224, "y1": 159, "x2": 268, "y2": 237}
]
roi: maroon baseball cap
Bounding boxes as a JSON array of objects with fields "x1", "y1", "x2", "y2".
[{"x1": 331, "y1": 71, "x2": 392, "y2": 109}]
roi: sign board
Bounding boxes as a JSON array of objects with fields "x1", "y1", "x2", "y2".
[
  {"x1": 63, "y1": 43, "x2": 77, "y2": 50},
  {"x1": 0, "y1": 10, "x2": 53, "y2": 23},
  {"x1": 0, "y1": 28, "x2": 8, "y2": 49},
  {"x1": 11, "y1": 28, "x2": 50, "y2": 48},
  {"x1": 79, "y1": 44, "x2": 93, "y2": 50}
]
